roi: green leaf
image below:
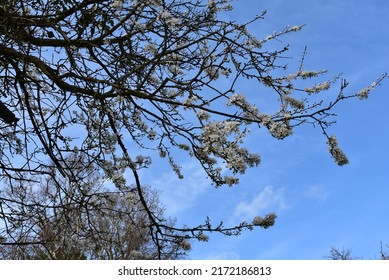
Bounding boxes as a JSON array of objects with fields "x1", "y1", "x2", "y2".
[{"x1": 47, "y1": 31, "x2": 55, "y2": 38}]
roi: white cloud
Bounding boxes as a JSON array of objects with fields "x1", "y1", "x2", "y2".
[
  {"x1": 145, "y1": 160, "x2": 211, "y2": 216},
  {"x1": 303, "y1": 185, "x2": 330, "y2": 202},
  {"x1": 233, "y1": 185, "x2": 287, "y2": 220}
]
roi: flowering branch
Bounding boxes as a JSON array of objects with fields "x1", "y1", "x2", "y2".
[{"x1": 0, "y1": 0, "x2": 386, "y2": 258}]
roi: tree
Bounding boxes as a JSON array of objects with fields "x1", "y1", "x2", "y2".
[
  {"x1": 324, "y1": 244, "x2": 389, "y2": 260},
  {"x1": 0, "y1": 153, "x2": 186, "y2": 259},
  {"x1": 380, "y1": 243, "x2": 389, "y2": 260},
  {"x1": 324, "y1": 247, "x2": 359, "y2": 260},
  {"x1": 0, "y1": 0, "x2": 386, "y2": 258}
]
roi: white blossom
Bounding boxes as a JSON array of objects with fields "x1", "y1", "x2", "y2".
[
  {"x1": 167, "y1": 52, "x2": 184, "y2": 63},
  {"x1": 227, "y1": 93, "x2": 259, "y2": 121},
  {"x1": 224, "y1": 176, "x2": 239, "y2": 186},
  {"x1": 326, "y1": 135, "x2": 349, "y2": 165},
  {"x1": 196, "y1": 110, "x2": 211, "y2": 121},
  {"x1": 220, "y1": 67, "x2": 232, "y2": 77},
  {"x1": 135, "y1": 155, "x2": 144, "y2": 164},
  {"x1": 227, "y1": 93, "x2": 246, "y2": 107},
  {"x1": 205, "y1": 66, "x2": 219, "y2": 80},
  {"x1": 252, "y1": 216, "x2": 264, "y2": 226},
  {"x1": 146, "y1": 0, "x2": 161, "y2": 7},
  {"x1": 159, "y1": 10, "x2": 181, "y2": 28},
  {"x1": 144, "y1": 43, "x2": 157, "y2": 55},
  {"x1": 200, "y1": 41, "x2": 209, "y2": 56},
  {"x1": 160, "y1": 10, "x2": 171, "y2": 20},
  {"x1": 207, "y1": 0, "x2": 216, "y2": 9},
  {"x1": 135, "y1": 155, "x2": 152, "y2": 168},
  {"x1": 168, "y1": 64, "x2": 184, "y2": 75},
  {"x1": 148, "y1": 74, "x2": 159, "y2": 85},
  {"x1": 223, "y1": 121, "x2": 240, "y2": 132},
  {"x1": 243, "y1": 36, "x2": 263, "y2": 49},
  {"x1": 197, "y1": 233, "x2": 209, "y2": 242},
  {"x1": 26, "y1": 65, "x2": 39, "y2": 79},
  {"x1": 110, "y1": 0, "x2": 124, "y2": 10},
  {"x1": 357, "y1": 81, "x2": 379, "y2": 100},
  {"x1": 259, "y1": 113, "x2": 272, "y2": 126},
  {"x1": 357, "y1": 88, "x2": 370, "y2": 100},
  {"x1": 283, "y1": 95, "x2": 305, "y2": 109},
  {"x1": 199, "y1": 121, "x2": 260, "y2": 177},
  {"x1": 183, "y1": 96, "x2": 198, "y2": 107},
  {"x1": 297, "y1": 70, "x2": 326, "y2": 79},
  {"x1": 179, "y1": 240, "x2": 191, "y2": 251},
  {"x1": 134, "y1": 21, "x2": 145, "y2": 30},
  {"x1": 178, "y1": 143, "x2": 190, "y2": 151},
  {"x1": 170, "y1": 161, "x2": 183, "y2": 179},
  {"x1": 124, "y1": 192, "x2": 137, "y2": 204},
  {"x1": 268, "y1": 122, "x2": 293, "y2": 139},
  {"x1": 159, "y1": 150, "x2": 167, "y2": 158},
  {"x1": 147, "y1": 129, "x2": 156, "y2": 140},
  {"x1": 304, "y1": 81, "x2": 330, "y2": 94},
  {"x1": 289, "y1": 25, "x2": 302, "y2": 32},
  {"x1": 286, "y1": 73, "x2": 299, "y2": 81},
  {"x1": 169, "y1": 17, "x2": 181, "y2": 25}
]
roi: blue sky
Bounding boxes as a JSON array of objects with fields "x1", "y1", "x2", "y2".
[{"x1": 139, "y1": 0, "x2": 389, "y2": 259}]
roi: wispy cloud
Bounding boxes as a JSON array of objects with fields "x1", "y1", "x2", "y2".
[
  {"x1": 303, "y1": 185, "x2": 330, "y2": 202},
  {"x1": 233, "y1": 185, "x2": 288, "y2": 221},
  {"x1": 146, "y1": 160, "x2": 211, "y2": 216}
]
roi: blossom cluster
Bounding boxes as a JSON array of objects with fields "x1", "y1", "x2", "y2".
[
  {"x1": 268, "y1": 122, "x2": 293, "y2": 139},
  {"x1": 286, "y1": 70, "x2": 327, "y2": 82},
  {"x1": 356, "y1": 80, "x2": 380, "y2": 100},
  {"x1": 196, "y1": 233, "x2": 209, "y2": 242},
  {"x1": 198, "y1": 121, "x2": 260, "y2": 183},
  {"x1": 110, "y1": 0, "x2": 124, "y2": 10},
  {"x1": 252, "y1": 213, "x2": 277, "y2": 228},
  {"x1": 143, "y1": 43, "x2": 157, "y2": 55},
  {"x1": 158, "y1": 9, "x2": 181, "y2": 28},
  {"x1": 304, "y1": 81, "x2": 331, "y2": 94},
  {"x1": 326, "y1": 135, "x2": 349, "y2": 166},
  {"x1": 282, "y1": 95, "x2": 305, "y2": 110},
  {"x1": 207, "y1": 0, "x2": 233, "y2": 12},
  {"x1": 227, "y1": 94, "x2": 259, "y2": 121},
  {"x1": 196, "y1": 110, "x2": 211, "y2": 121}
]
